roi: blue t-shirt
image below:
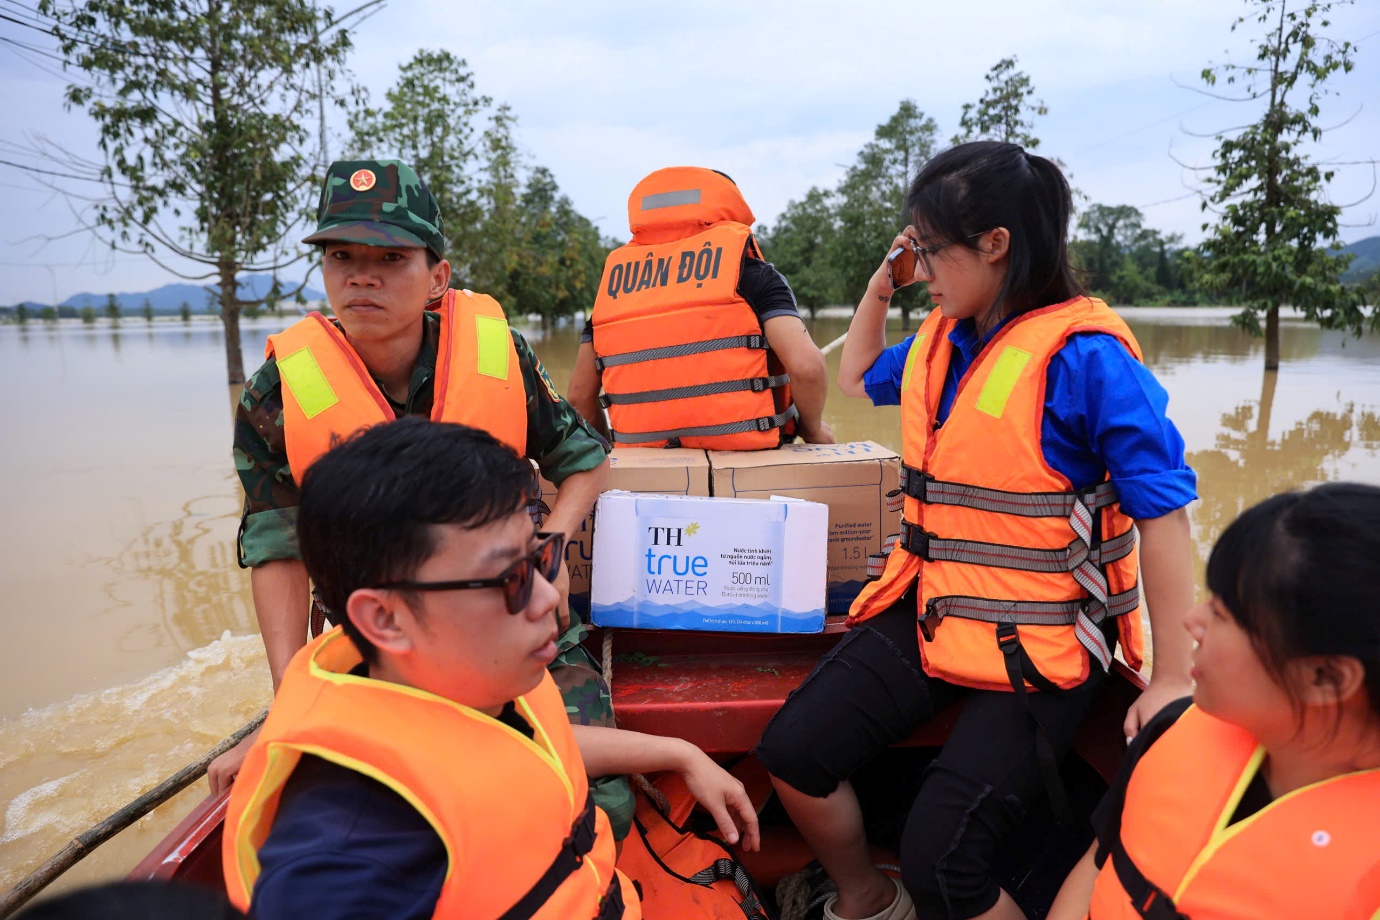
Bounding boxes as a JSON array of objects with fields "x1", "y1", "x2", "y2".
[{"x1": 861, "y1": 315, "x2": 1196, "y2": 519}]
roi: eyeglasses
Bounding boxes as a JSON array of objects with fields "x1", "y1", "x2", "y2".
[
  {"x1": 888, "y1": 231, "x2": 990, "y2": 285},
  {"x1": 376, "y1": 532, "x2": 565, "y2": 615}
]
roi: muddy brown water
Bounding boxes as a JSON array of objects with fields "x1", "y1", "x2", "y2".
[{"x1": 1, "y1": 308, "x2": 1377, "y2": 897}]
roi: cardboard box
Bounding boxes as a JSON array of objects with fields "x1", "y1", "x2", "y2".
[
  {"x1": 707, "y1": 442, "x2": 901, "y2": 614},
  {"x1": 591, "y1": 492, "x2": 827, "y2": 633},
  {"x1": 533, "y1": 448, "x2": 710, "y2": 617}
]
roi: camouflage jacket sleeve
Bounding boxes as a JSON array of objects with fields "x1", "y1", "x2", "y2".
[
  {"x1": 514, "y1": 329, "x2": 610, "y2": 485},
  {"x1": 234, "y1": 356, "x2": 302, "y2": 567}
]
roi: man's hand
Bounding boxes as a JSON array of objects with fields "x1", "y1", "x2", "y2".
[
  {"x1": 1123, "y1": 677, "x2": 1192, "y2": 741},
  {"x1": 799, "y1": 420, "x2": 836, "y2": 445},
  {"x1": 208, "y1": 729, "x2": 259, "y2": 796},
  {"x1": 679, "y1": 748, "x2": 761, "y2": 852}
]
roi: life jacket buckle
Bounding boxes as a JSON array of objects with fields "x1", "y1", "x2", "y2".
[
  {"x1": 755, "y1": 416, "x2": 775, "y2": 432},
  {"x1": 919, "y1": 599, "x2": 942, "y2": 641},
  {"x1": 750, "y1": 376, "x2": 767, "y2": 392},
  {"x1": 901, "y1": 521, "x2": 933, "y2": 561},
  {"x1": 597, "y1": 393, "x2": 611, "y2": 409},
  {"x1": 898, "y1": 466, "x2": 930, "y2": 502},
  {"x1": 567, "y1": 806, "x2": 597, "y2": 860},
  {"x1": 995, "y1": 621, "x2": 1021, "y2": 656},
  {"x1": 594, "y1": 356, "x2": 607, "y2": 372}
]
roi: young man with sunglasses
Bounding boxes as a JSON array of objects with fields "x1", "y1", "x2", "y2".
[
  {"x1": 214, "y1": 158, "x2": 613, "y2": 795},
  {"x1": 224, "y1": 420, "x2": 759, "y2": 919}
]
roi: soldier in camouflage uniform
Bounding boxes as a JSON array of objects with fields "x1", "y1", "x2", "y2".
[{"x1": 219, "y1": 158, "x2": 634, "y2": 836}]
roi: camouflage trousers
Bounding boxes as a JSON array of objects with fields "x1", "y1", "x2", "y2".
[{"x1": 549, "y1": 619, "x2": 635, "y2": 840}]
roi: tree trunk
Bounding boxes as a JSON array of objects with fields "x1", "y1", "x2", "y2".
[
  {"x1": 219, "y1": 260, "x2": 245, "y2": 386},
  {"x1": 1264, "y1": 303, "x2": 1280, "y2": 371},
  {"x1": 1252, "y1": 367, "x2": 1278, "y2": 451},
  {"x1": 901, "y1": 302, "x2": 912, "y2": 332}
]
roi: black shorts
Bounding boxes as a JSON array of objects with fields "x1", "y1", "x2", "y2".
[{"x1": 755, "y1": 595, "x2": 1106, "y2": 920}]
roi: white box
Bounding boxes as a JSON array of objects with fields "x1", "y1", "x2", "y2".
[{"x1": 590, "y1": 491, "x2": 827, "y2": 634}]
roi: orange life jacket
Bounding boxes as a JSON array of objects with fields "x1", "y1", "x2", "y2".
[
  {"x1": 1088, "y1": 704, "x2": 1380, "y2": 920},
  {"x1": 266, "y1": 288, "x2": 527, "y2": 480},
  {"x1": 590, "y1": 167, "x2": 795, "y2": 450},
  {"x1": 850, "y1": 297, "x2": 1145, "y2": 693},
  {"x1": 616, "y1": 771, "x2": 771, "y2": 920},
  {"x1": 223, "y1": 628, "x2": 637, "y2": 920}
]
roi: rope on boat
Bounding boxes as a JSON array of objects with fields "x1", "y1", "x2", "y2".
[
  {"x1": 599, "y1": 627, "x2": 670, "y2": 814},
  {"x1": 0, "y1": 710, "x2": 269, "y2": 920}
]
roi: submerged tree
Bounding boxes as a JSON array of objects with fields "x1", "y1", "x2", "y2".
[
  {"x1": 1193, "y1": 0, "x2": 1369, "y2": 370},
  {"x1": 348, "y1": 49, "x2": 491, "y2": 287},
  {"x1": 39, "y1": 0, "x2": 365, "y2": 384},
  {"x1": 952, "y1": 56, "x2": 1049, "y2": 149}
]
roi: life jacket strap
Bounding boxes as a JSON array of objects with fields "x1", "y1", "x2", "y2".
[
  {"x1": 611, "y1": 404, "x2": 799, "y2": 445},
  {"x1": 995, "y1": 621, "x2": 1075, "y2": 824},
  {"x1": 898, "y1": 465, "x2": 1120, "y2": 518},
  {"x1": 600, "y1": 373, "x2": 790, "y2": 408},
  {"x1": 898, "y1": 521, "x2": 1136, "y2": 573},
  {"x1": 1110, "y1": 829, "x2": 1192, "y2": 920},
  {"x1": 498, "y1": 793, "x2": 604, "y2": 920},
  {"x1": 686, "y1": 858, "x2": 771, "y2": 920},
  {"x1": 594, "y1": 334, "x2": 766, "y2": 371}
]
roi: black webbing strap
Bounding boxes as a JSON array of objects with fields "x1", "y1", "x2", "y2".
[
  {"x1": 898, "y1": 464, "x2": 1120, "y2": 518},
  {"x1": 611, "y1": 404, "x2": 799, "y2": 445},
  {"x1": 1110, "y1": 839, "x2": 1191, "y2": 920},
  {"x1": 600, "y1": 373, "x2": 790, "y2": 408},
  {"x1": 995, "y1": 622, "x2": 1074, "y2": 826},
  {"x1": 592, "y1": 870, "x2": 627, "y2": 920},
  {"x1": 498, "y1": 793, "x2": 601, "y2": 920},
  {"x1": 594, "y1": 334, "x2": 766, "y2": 371},
  {"x1": 686, "y1": 858, "x2": 771, "y2": 919}
]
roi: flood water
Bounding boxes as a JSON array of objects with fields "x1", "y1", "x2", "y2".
[{"x1": 1, "y1": 308, "x2": 1378, "y2": 896}]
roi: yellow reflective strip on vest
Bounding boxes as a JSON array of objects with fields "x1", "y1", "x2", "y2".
[
  {"x1": 475, "y1": 314, "x2": 511, "y2": 380},
  {"x1": 277, "y1": 346, "x2": 339, "y2": 420},
  {"x1": 900, "y1": 333, "x2": 927, "y2": 392},
  {"x1": 974, "y1": 345, "x2": 1032, "y2": 418}
]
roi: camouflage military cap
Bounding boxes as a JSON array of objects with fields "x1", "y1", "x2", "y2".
[{"x1": 302, "y1": 159, "x2": 446, "y2": 259}]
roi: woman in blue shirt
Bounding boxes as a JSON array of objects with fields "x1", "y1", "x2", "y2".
[{"x1": 756, "y1": 142, "x2": 1198, "y2": 920}]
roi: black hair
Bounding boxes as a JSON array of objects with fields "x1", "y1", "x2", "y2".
[
  {"x1": 905, "y1": 140, "x2": 1082, "y2": 320},
  {"x1": 15, "y1": 881, "x2": 243, "y2": 919},
  {"x1": 296, "y1": 418, "x2": 536, "y2": 663},
  {"x1": 1206, "y1": 482, "x2": 1380, "y2": 722}
]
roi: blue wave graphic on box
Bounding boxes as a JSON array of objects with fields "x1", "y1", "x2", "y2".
[
  {"x1": 592, "y1": 600, "x2": 825, "y2": 634},
  {"x1": 828, "y1": 579, "x2": 866, "y2": 614}
]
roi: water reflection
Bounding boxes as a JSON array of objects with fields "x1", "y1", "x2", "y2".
[{"x1": 1187, "y1": 369, "x2": 1380, "y2": 562}]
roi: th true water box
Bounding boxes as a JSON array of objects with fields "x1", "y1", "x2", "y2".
[{"x1": 590, "y1": 491, "x2": 827, "y2": 633}]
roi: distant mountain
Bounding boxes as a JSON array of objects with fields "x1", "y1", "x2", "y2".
[
  {"x1": 57, "y1": 273, "x2": 326, "y2": 315},
  {"x1": 1341, "y1": 236, "x2": 1380, "y2": 283}
]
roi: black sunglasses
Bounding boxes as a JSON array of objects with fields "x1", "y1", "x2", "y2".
[{"x1": 376, "y1": 531, "x2": 565, "y2": 615}]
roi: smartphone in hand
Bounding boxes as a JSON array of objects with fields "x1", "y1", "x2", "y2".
[{"x1": 887, "y1": 243, "x2": 918, "y2": 287}]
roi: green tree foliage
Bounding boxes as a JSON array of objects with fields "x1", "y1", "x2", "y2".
[
  {"x1": 1193, "y1": 0, "x2": 1369, "y2": 370},
  {"x1": 40, "y1": 0, "x2": 360, "y2": 384},
  {"x1": 14, "y1": 304, "x2": 30, "y2": 324},
  {"x1": 179, "y1": 301, "x2": 192, "y2": 323},
  {"x1": 41, "y1": 306, "x2": 58, "y2": 323},
  {"x1": 142, "y1": 298, "x2": 154, "y2": 322},
  {"x1": 105, "y1": 293, "x2": 121, "y2": 324},
  {"x1": 348, "y1": 49, "x2": 490, "y2": 286},
  {"x1": 1071, "y1": 204, "x2": 1198, "y2": 305},
  {"x1": 81, "y1": 306, "x2": 96, "y2": 324},
  {"x1": 952, "y1": 56, "x2": 1048, "y2": 148},
  {"x1": 505, "y1": 167, "x2": 607, "y2": 331},
  {"x1": 758, "y1": 188, "x2": 842, "y2": 319}
]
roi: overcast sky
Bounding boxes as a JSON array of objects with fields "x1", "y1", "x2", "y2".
[{"x1": 2, "y1": 0, "x2": 1377, "y2": 305}]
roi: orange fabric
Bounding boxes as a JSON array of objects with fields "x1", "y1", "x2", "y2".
[
  {"x1": 616, "y1": 772, "x2": 769, "y2": 920},
  {"x1": 849, "y1": 297, "x2": 1145, "y2": 691},
  {"x1": 591, "y1": 167, "x2": 792, "y2": 451},
  {"x1": 266, "y1": 288, "x2": 526, "y2": 481},
  {"x1": 223, "y1": 628, "x2": 637, "y2": 920},
  {"x1": 1088, "y1": 705, "x2": 1380, "y2": 919}
]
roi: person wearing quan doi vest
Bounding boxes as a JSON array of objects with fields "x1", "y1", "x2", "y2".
[
  {"x1": 567, "y1": 167, "x2": 833, "y2": 449},
  {"x1": 211, "y1": 159, "x2": 611, "y2": 796},
  {"x1": 755, "y1": 142, "x2": 1199, "y2": 920},
  {"x1": 223, "y1": 421, "x2": 637, "y2": 920},
  {"x1": 1050, "y1": 483, "x2": 1380, "y2": 920}
]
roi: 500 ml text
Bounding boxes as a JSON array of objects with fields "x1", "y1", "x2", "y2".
[{"x1": 731, "y1": 571, "x2": 770, "y2": 586}]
